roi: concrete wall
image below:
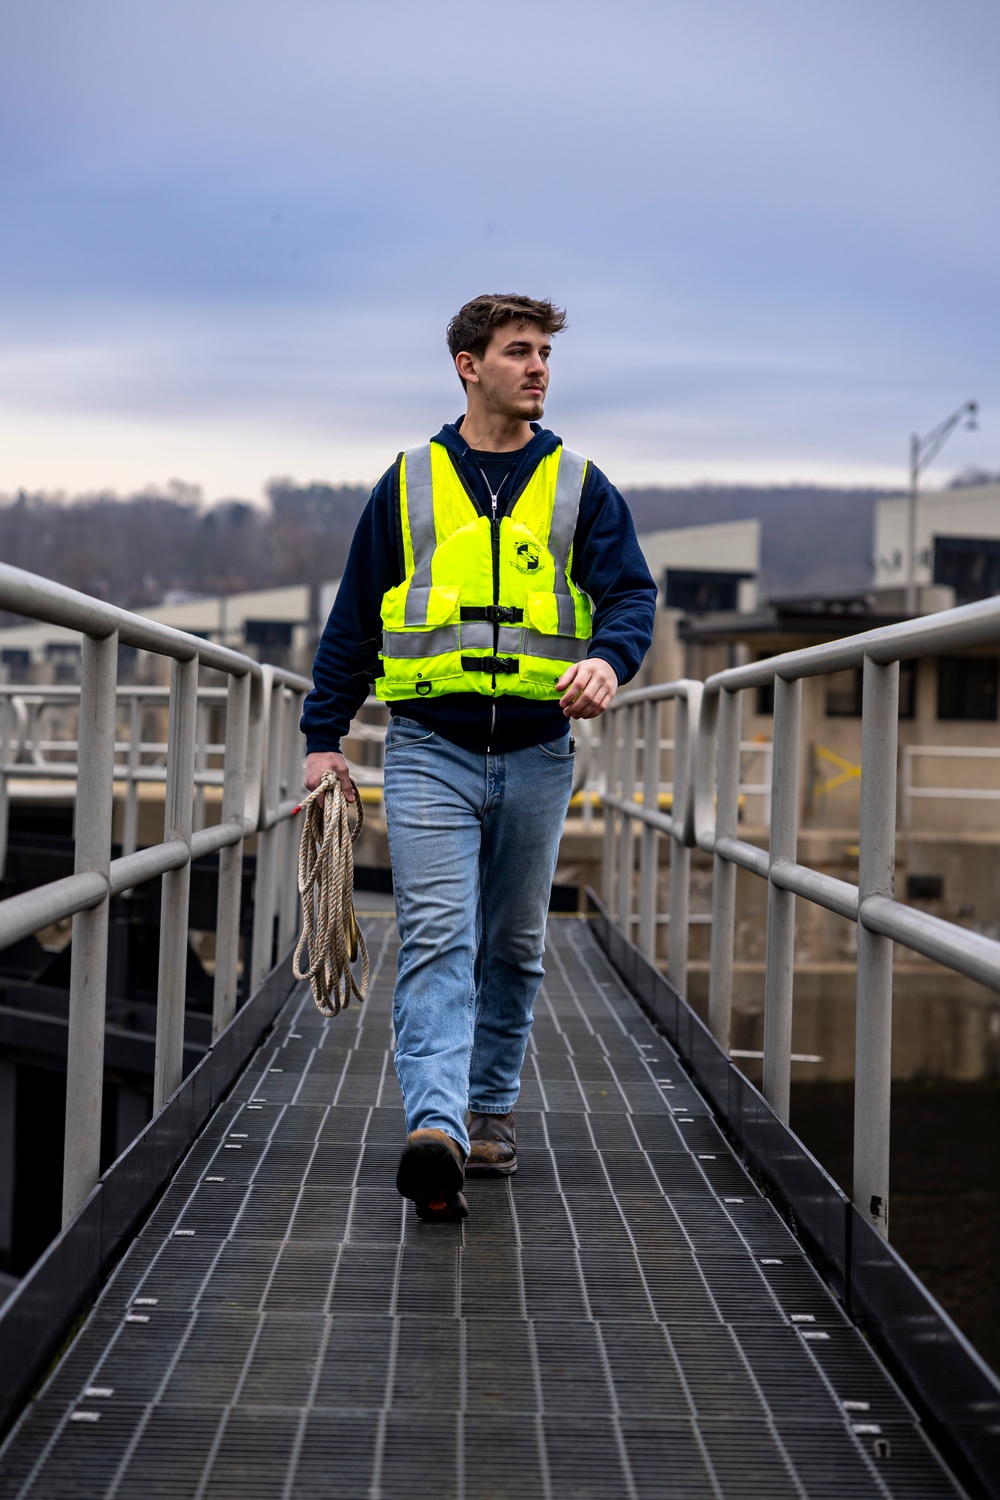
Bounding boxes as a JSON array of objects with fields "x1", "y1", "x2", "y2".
[{"x1": 873, "y1": 482, "x2": 1000, "y2": 594}]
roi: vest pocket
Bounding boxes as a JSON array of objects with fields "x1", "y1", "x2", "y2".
[
  {"x1": 382, "y1": 583, "x2": 461, "y2": 630},
  {"x1": 523, "y1": 591, "x2": 561, "y2": 637}
]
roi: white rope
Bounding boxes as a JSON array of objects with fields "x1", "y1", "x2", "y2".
[{"x1": 292, "y1": 771, "x2": 369, "y2": 1017}]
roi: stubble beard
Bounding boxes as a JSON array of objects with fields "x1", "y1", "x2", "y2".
[{"x1": 512, "y1": 394, "x2": 545, "y2": 421}]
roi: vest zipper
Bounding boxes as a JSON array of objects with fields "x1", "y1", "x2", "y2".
[
  {"x1": 491, "y1": 494, "x2": 500, "y2": 692},
  {"x1": 480, "y1": 470, "x2": 507, "y2": 703}
]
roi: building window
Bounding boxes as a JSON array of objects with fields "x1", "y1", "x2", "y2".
[
  {"x1": 937, "y1": 656, "x2": 999, "y2": 721},
  {"x1": 825, "y1": 668, "x2": 863, "y2": 717},
  {"x1": 825, "y1": 660, "x2": 916, "y2": 718},
  {"x1": 244, "y1": 620, "x2": 295, "y2": 651},
  {"x1": 1, "y1": 649, "x2": 31, "y2": 684},
  {"x1": 664, "y1": 569, "x2": 752, "y2": 614},
  {"x1": 933, "y1": 536, "x2": 1000, "y2": 606}
]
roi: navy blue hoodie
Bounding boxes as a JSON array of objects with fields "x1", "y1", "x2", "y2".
[{"x1": 301, "y1": 420, "x2": 657, "y2": 755}]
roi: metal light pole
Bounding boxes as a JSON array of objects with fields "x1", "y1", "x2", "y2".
[{"x1": 904, "y1": 400, "x2": 978, "y2": 614}]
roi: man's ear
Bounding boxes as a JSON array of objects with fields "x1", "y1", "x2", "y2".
[{"x1": 455, "y1": 351, "x2": 480, "y2": 385}]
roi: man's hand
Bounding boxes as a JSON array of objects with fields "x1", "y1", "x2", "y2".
[
  {"x1": 556, "y1": 658, "x2": 619, "y2": 719},
  {"x1": 303, "y1": 751, "x2": 355, "y2": 805}
]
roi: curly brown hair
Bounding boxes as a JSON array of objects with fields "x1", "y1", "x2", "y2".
[{"x1": 446, "y1": 294, "x2": 567, "y2": 372}]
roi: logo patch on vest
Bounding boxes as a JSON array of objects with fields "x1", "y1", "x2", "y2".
[{"x1": 513, "y1": 541, "x2": 541, "y2": 574}]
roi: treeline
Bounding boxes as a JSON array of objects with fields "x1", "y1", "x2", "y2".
[
  {"x1": 3, "y1": 467, "x2": 996, "y2": 623},
  {"x1": 0, "y1": 480, "x2": 370, "y2": 623}
]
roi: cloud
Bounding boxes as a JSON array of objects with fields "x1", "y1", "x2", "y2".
[{"x1": 0, "y1": 0, "x2": 996, "y2": 496}]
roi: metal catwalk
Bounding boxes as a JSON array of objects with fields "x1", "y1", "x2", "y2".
[{"x1": 0, "y1": 918, "x2": 965, "y2": 1499}]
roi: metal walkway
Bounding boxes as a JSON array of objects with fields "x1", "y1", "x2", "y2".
[{"x1": 0, "y1": 918, "x2": 965, "y2": 1500}]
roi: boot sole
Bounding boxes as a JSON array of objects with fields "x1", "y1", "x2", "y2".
[
  {"x1": 414, "y1": 1191, "x2": 469, "y2": 1222},
  {"x1": 396, "y1": 1135, "x2": 465, "y2": 1203},
  {"x1": 465, "y1": 1158, "x2": 517, "y2": 1178}
]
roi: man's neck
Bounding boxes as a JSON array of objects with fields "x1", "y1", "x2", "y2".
[{"x1": 458, "y1": 408, "x2": 534, "y2": 452}]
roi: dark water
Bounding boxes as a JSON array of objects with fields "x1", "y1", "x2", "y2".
[{"x1": 791, "y1": 1079, "x2": 1000, "y2": 1373}]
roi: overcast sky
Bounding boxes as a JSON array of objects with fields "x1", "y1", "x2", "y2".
[{"x1": 1, "y1": 0, "x2": 996, "y2": 500}]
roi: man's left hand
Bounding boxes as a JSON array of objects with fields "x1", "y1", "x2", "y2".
[{"x1": 556, "y1": 658, "x2": 619, "y2": 719}]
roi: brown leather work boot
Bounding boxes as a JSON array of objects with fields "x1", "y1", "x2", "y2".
[
  {"x1": 465, "y1": 1110, "x2": 517, "y2": 1177},
  {"x1": 396, "y1": 1128, "x2": 468, "y2": 1221}
]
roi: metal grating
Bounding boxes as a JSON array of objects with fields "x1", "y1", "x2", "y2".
[{"x1": 0, "y1": 918, "x2": 968, "y2": 1499}]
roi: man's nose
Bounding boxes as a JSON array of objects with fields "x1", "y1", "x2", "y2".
[{"x1": 526, "y1": 353, "x2": 546, "y2": 379}]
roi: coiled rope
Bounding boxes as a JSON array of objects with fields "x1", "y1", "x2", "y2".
[{"x1": 292, "y1": 771, "x2": 369, "y2": 1016}]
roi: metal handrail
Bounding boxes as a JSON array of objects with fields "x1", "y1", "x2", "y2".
[
  {"x1": 0, "y1": 562, "x2": 311, "y2": 1226},
  {"x1": 603, "y1": 591, "x2": 1000, "y2": 1243},
  {"x1": 601, "y1": 679, "x2": 703, "y2": 994}
]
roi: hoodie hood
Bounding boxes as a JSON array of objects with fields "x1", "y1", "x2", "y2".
[{"x1": 430, "y1": 419, "x2": 563, "y2": 518}]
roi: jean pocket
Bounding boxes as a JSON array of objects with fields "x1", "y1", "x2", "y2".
[
  {"x1": 536, "y1": 734, "x2": 576, "y2": 760},
  {"x1": 387, "y1": 715, "x2": 436, "y2": 745}
]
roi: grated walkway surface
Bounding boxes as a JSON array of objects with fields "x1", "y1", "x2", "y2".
[{"x1": 0, "y1": 918, "x2": 965, "y2": 1499}]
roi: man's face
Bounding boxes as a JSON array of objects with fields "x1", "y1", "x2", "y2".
[{"x1": 460, "y1": 321, "x2": 551, "y2": 421}]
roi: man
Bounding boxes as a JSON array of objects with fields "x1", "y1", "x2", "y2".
[{"x1": 302, "y1": 294, "x2": 656, "y2": 1221}]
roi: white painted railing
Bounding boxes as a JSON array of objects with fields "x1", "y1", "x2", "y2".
[
  {"x1": 602, "y1": 592, "x2": 1000, "y2": 1242},
  {"x1": 0, "y1": 564, "x2": 310, "y2": 1226}
]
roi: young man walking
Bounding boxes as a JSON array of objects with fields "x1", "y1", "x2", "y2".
[{"x1": 302, "y1": 294, "x2": 656, "y2": 1220}]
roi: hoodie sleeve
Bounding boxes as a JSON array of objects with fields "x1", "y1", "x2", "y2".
[
  {"x1": 299, "y1": 463, "x2": 401, "y2": 753},
  {"x1": 571, "y1": 464, "x2": 658, "y2": 686}
]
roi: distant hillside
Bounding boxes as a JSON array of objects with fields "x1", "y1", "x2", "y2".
[
  {"x1": 0, "y1": 476, "x2": 899, "y2": 624},
  {"x1": 623, "y1": 484, "x2": 892, "y2": 596}
]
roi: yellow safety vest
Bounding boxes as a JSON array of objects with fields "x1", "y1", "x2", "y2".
[{"x1": 377, "y1": 441, "x2": 593, "y2": 702}]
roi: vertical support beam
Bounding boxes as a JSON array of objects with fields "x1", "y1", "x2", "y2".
[
  {"x1": 250, "y1": 825, "x2": 277, "y2": 989},
  {"x1": 667, "y1": 691, "x2": 696, "y2": 997},
  {"x1": 601, "y1": 708, "x2": 620, "y2": 913},
  {"x1": 637, "y1": 698, "x2": 660, "y2": 961},
  {"x1": 708, "y1": 686, "x2": 742, "y2": 1048},
  {"x1": 762, "y1": 674, "x2": 802, "y2": 1122},
  {"x1": 0, "y1": 1060, "x2": 15, "y2": 1263},
  {"x1": 278, "y1": 689, "x2": 302, "y2": 955},
  {"x1": 0, "y1": 698, "x2": 9, "y2": 883},
  {"x1": 616, "y1": 705, "x2": 638, "y2": 938},
  {"x1": 762, "y1": 743, "x2": 773, "y2": 832},
  {"x1": 193, "y1": 698, "x2": 208, "y2": 833},
  {"x1": 153, "y1": 654, "x2": 198, "y2": 1111},
  {"x1": 121, "y1": 694, "x2": 141, "y2": 862},
  {"x1": 250, "y1": 669, "x2": 282, "y2": 990},
  {"x1": 212, "y1": 669, "x2": 250, "y2": 1039},
  {"x1": 62, "y1": 630, "x2": 117, "y2": 1224},
  {"x1": 668, "y1": 836, "x2": 690, "y2": 997},
  {"x1": 854, "y1": 654, "x2": 899, "y2": 1239}
]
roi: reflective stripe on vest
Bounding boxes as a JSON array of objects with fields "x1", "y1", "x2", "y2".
[
  {"x1": 402, "y1": 443, "x2": 435, "y2": 627},
  {"x1": 377, "y1": 442, "x2": 592, "y2": 702}
]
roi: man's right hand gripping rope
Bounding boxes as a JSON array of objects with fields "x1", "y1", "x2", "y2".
[{"x1": 293, "y1": 771, "x2": 369, "y2": 1017}]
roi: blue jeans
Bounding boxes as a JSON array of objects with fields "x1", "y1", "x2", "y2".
[{"x1": 383, "y1": 716, "x2": 575, "y2": 1154}]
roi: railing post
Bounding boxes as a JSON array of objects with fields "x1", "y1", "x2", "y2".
[
  {"x1": 762, "y1": 674, "x2": 802, "y2": 1122},
  {"x1": 708, "y1": 686, "x2": 741, "y2": 1048},
  {"x1": 212, "y1": 669, "x2": 251, "y2": 1038},
  {"x1": 62, "y1": 630, "x2": 118, "y2": 1224},
  {"x1": 153, "y1": 655, "x2": 198, "y2": 1111},
  {"x1": 601, "y1": 706, "x2": 620, "y2": 913},
  {"x1": 193, "y1": 698, "x2": 209, "y2": 833},
  {"x1": 900, "y1": 746, "x2": 912, "y2": 833},
  {"x1": 277, "y1": 687, "x2": 302, "y2": 955},
  {"x1": 121, "y1": 694, "x2": 141, "y2": 861},
  {"x1": 250, "y1": 668, "x2": 281, "y2": 990},
  {"x1": 854, "y1": 654, "x2": 899, "y2": 1239},
  {"x1": 637, "y1": 698, "x2": 660, "y2": 961},
  {"x1": 668, "y1": 692, "x2": 694, "y2": 997},
  {"x1": 0, "y1": 698, "x2": 10, "y2": 883},
  {"x1": 616, "y1": 705, "x2": 638, "y2": 939}
]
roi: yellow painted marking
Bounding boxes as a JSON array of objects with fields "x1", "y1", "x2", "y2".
[{"x1": 815, "y1": 744, "x2": 861, "y2": 795}]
